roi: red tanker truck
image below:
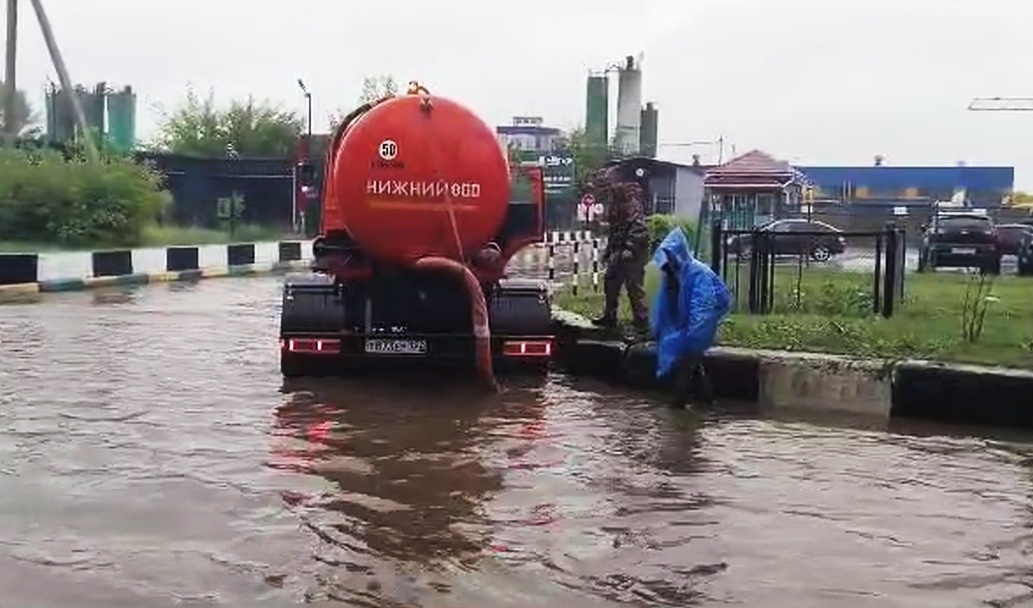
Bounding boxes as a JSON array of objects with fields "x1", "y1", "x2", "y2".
[{"x1": 279, "y1": 82, "x2": 553, "y2": 386}]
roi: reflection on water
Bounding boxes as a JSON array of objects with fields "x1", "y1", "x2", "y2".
[
  {"x1": 268, "y1": 375, "x2": 729, "y2": 607},
  {"x1": 4, "y1": 277, "x2": 1033, "y2": 607},
  {"x1": 270, "y1": 377, "x2": 548, "y2": 604}
]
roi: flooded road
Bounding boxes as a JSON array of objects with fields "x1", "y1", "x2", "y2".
[{"x1": 3, "y1": 276, "x2": 1033, "y2": 607}]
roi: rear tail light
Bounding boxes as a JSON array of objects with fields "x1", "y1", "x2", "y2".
[
  {"x1": 282, "y1": 337, "x2": 341, "y2": 354},
  {"x1": 502, "y1": 340, "x2": 552, "y2": 358}
]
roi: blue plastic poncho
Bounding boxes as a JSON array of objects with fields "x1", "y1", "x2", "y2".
[{"x1": 650, "y1": 228, "x2": 732, "y2": 379}]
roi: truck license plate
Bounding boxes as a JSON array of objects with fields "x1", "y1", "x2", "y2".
[
  {"x1": 364, "y1": 338, "x2": 427, "y2": 355},
  {"x1": 952, "y1": 247, "x2": 977, "y2": 255}
]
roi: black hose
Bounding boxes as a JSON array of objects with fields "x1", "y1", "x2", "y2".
[{"x1": 326, "y1": 101, "x2": 375, "y2": 170}]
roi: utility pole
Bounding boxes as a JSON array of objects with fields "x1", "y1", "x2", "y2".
[
  {"x1": 28, "y1": 0, "x2": 96, "y2": 162},
  {"x1": 968, "y1": 97, "x2": 1033, "y2": 111},
  {"x1": 3, "y1": 0, "x2": 17, "y2": 146},
  {"x1": 297, "y1": 79, "x2": 312, "y2": 143},
  {"x1": 968, "y1": 97, "x2": 1030, "y2": 206}
]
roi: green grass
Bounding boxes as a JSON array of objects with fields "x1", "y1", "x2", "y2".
[
  {"x1": 0, "y1": 224, "x2": 293, "y2": 253},
  {"x1": 554, "y1": 266, "x2": 1033, "y2": 370}
]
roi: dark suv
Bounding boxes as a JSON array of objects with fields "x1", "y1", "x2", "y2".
[
  {"x1": 918, "y1": 213, "x2": 1001, "y2": 274},
  {"x1": 996, "y1": 223, "x2": 1033, "y2": 256}
]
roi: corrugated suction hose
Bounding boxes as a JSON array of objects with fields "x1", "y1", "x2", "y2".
[
  {"x1": 414, "y1": 256, "x2": 499, "y2": 392},
  {"x1": 406, "y1": 81, "x2": 498, "y2": 392}
]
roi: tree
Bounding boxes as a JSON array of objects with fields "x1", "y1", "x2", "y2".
[
  {"x1": 328, "y1": 75, "x2": 399, "y2": 131},
  {"x1": 154, "y1": 88, "x2": 303, "y2": 158},
  {"x1": 358, "y1": 75, "x2": 398, "y2": 105},
  {"x1": 0, "y1": 83, "x2": 40, "y2": 137},
  {"x1": 558, "y1": 126, "x2": 611, "y2": 187}
]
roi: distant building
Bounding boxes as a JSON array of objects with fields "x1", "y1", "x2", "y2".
[
  {"x1": 797, "y1": 163, "x2": 1015, "y2": 207},
  {"x1": 606, "y1": 156, "x2": 706, "y2": 220},
  {"x1": 495, "y1": 116, "x2": 562, "y2": 154},
  {"x1": 703, "y1": 150, "x2": 811, "y2": 229}
]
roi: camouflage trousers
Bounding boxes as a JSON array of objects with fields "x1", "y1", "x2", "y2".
[{"x1": 602, "y1": 256, "x2": 649, "y2": 326}]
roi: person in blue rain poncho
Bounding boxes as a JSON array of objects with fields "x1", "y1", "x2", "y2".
[{"x1": 650, "y1": 226, "x2": 732, "y2": 408}]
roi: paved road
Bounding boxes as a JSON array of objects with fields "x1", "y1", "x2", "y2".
[{"x1": 3, "y1": 277, "x2": 1033, "y2": 607}]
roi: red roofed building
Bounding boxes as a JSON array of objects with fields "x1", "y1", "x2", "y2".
[{"x1": 704, "y1": 150, "x2": 811, "y2": 229}]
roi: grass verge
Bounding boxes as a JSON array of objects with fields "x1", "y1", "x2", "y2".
[
  {"x1": 553, "y1": 265, "x2": 1033, "y2": 369},
  {"x1": 0, "y1": 224, "x2": 293, "y2": 253}
]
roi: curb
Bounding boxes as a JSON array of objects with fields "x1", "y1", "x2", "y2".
[
  {"x1": 0, "y1": 261, "x2": 311, "y2": 303},
  {"x1": 552, "y1": 309, "x2": 1033, "y2": 430}
]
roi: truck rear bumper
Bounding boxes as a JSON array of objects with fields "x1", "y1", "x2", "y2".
[{"x1": 280, "y1": 332, "x2": 554, "y2": 375}]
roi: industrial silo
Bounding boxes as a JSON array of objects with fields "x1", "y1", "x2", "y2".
[
  {"x1": 44, "y1": 84, "x2": 76, "y2": 144},
  {"x1": 639, "y1": 102, "x2": 658, "y2": 158},
  {"x1": 106, "y1": 86, "x2": 137, "y2": 153},
  {"x1": 585, "y1": 72, "x2": 609, "y2": 149},
  {"x1": 82, "y1": 82, "x2": 107, "y2": 139},
  {"x1": 614, "y1": 55, "x2": 642, "y2": 156}
]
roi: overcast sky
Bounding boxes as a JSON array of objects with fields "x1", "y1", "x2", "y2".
[{"x1": 9, "y1": 0, "x2": 1033, "y2": 187}]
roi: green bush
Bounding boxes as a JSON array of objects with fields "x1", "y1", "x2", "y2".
[
  {"x1": 773, "y1": 277, "x2": 874, "y2": 317},
  {"x1": 648, "y1": 213, "x2": 699, "y2": 251},
  {"x1": 0, "y1": 148, "x2": 171, "y2": 248}
]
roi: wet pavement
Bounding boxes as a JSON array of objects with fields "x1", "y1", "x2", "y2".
[{"x1": 3, "y1": 276, "x2": 1033, "y2": 607}]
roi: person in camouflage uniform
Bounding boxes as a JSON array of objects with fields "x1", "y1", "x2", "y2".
[{"x1": 591, "y1": 165, "x2": 651, "y2": 332}]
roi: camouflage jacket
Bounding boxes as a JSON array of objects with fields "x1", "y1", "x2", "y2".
[{"x1": 603, "y1": 181, "x2": 650, "y2": 262}]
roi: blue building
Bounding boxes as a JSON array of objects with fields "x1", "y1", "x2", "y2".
[{"x1": 796, "y1": 164, "x2": 1015, "y2": 207}]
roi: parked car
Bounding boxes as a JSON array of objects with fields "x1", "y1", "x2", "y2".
[
  {"x1": 996, "y1": 223, "x2": 1033, "y2": 256},
  {"x1": 1019, "y1": 234, "x2": 1033, "y2": 277},
  {"x1": 918, "y1": 213, "x2": 1001, "y2": 274},
  {"x1": 726, "y1": 218, "x2": 847, "y2": 262}
]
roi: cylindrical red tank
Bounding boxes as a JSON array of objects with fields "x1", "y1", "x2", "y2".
[{"x1": 328, "y1": 93, "x2": 510, "y2": 264}]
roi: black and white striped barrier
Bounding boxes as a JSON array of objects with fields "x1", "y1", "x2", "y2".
[
  {"x1": 508, "y1": 231, "x2": 606, "y2": 293},
  {"x1": 0, "y1": 241, "x2": 313, "y2": 298}
]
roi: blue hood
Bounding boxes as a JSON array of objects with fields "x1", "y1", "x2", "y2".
[{"x1": 652, "y1": 225, "x2": 694, "y2": 272}]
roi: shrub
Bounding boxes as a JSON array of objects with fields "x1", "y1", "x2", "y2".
[
  {"x1": 648, "y1": 213, "x2": 699, "y2": 252},
  {"x1": 0, "y1": 147, "x2": 171, "y2": 248},
  {"x1": 774, "y1": 277, "x2": 874, "y2": 317}
]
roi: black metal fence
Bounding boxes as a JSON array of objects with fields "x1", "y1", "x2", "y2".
[
  {"x1": 138, "y1": 153, "x2": 296, "y2": 229},
  {"x1": 708, "y1": 222, "x2": 907, "y2": 318}
]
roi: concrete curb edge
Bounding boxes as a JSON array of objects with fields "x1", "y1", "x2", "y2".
[{"x1": 551, "y1": 307, "x2": 1033, "y2": 429}]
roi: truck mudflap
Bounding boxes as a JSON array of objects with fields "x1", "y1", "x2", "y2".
[{"x1": 279, "y1": 274, "x2": 554, "y2": 377}]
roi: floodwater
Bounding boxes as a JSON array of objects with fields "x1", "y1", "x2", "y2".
[{"x1": 2, "y1": 276, "x2": 1033, "y2": 607}]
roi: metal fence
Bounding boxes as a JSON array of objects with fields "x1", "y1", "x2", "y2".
[
  {"x1": 707, "y1": 222, "x2": 907, "y2": 317},
  {"x1": 508, "y1": 224, "x2": 914, "y2": 318}
]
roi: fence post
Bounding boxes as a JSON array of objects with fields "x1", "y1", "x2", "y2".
[
  {"x1": 710, "y1": 220, "x2": 723, "y2": 275},
  {"x1": 591, "y1": 238, "x2": 600, "y2": 292},
  {"x1": 547, "y1": 243, "x2": 555, "y2": 283},
  {"x1": 571, "y1": 240, "x2": 580, "y2": 296},
  {"x1": 760, "y1": 231, "x2": 773, "y2": 314},
  {"x1": 873, "y1": 234, "x2": 883, "y2": 314},
  {"x1": 748, "y1": 229, "x2": 773, "y2": 314},
  {"x1": 881, "y1": 225, "x2": 898, "y2": 318},
  {"x1": 897, "y1": 228, "x2": 907, "y2": 299}
]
